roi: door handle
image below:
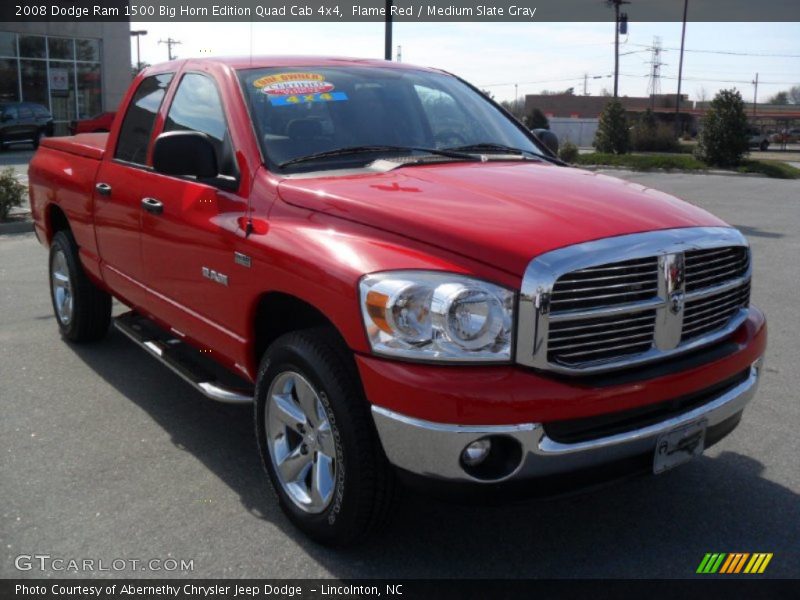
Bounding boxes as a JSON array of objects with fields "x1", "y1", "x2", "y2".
[
  {"x1": 95, "y1": 182, "x2": 112, "y2": 196},
  {"x1": 141, "y1": 197, "x2": 163, "y2": 215}
]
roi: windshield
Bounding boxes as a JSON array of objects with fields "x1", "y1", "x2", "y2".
[{"x1": 237, "y1": 66, "x2": 543, "y2": 171}]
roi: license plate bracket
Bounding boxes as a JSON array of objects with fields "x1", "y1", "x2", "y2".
[{"x1": 653, "y1": 418, "x2": 707, "y2": 474}]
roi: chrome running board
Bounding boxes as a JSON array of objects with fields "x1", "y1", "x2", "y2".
[{"x1": 114, "y1": 312, "x2": 253, "y2": 404}]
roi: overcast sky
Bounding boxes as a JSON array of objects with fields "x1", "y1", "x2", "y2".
[{"x1": 130, "y1": 21, "x2": 799, "y2": 102}]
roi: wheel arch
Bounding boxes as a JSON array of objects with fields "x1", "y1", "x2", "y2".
[
  {"x1": 251, "y1": 291, "x2": 356, "y2": 372},
  {"x1": 45, "y1": 203, "x2": 71, "y2": 245}
]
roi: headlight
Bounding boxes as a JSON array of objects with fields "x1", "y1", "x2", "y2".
[{"x1": 359, "y1": 271, "x2": 515, "y2": 362}]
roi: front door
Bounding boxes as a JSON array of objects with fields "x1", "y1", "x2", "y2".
[{"x1": 139, "y1": 72, "x2": 248, "y2": 358}]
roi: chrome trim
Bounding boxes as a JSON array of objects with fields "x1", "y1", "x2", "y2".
[
  {"x1": 372, "y1": 362, "x2": 760, "y2": 483},
  {"x1": 115, "y1": 322, "x2": 252, "y2": 404},
  {"x1": 516, "y1": 227, "x2": 751, "y2": 374},
  {"x1": 371, "y1": 406, "x2": 537, "y2": 482}
]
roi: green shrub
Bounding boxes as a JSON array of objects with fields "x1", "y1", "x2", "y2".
[
  {"x1": 737, "y1": 159, "x2": 800, "y2": 179},
  {"x1": 631, "y1": 123, "x2": 681, "y2": 153},
  {"x1": 559, "y1": 141, "x2": 579, "y2": 163},
  {"x1": 694, "y1": 89, "x2": 750, "y2": 167},
  {"x1": 594, "y1": 100, "x2": 630, "y2": 154},
  {"x1": 0, "y1": 167, "x2": 25, "y2": 221},
  {"x1": 574, "y1": 152, "x2": 707, "y2": 171},
  {"x1": 527, "y1": 108, "x2": 550, "y2": 130}
]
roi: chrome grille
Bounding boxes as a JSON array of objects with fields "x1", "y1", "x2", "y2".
[
  {"x1": 682, "y1": 282, "x2": 751, "y2": 342},
  {"x1": 684, "y1": 247, "x2": 749, "y2": 292},
  {"x1": 548, "y1": 310, "x2": 657, "y2": 365},
  {"x1": 549, "y1": 257, "x2": 659, "y2": 312},
  {"x1": 516, "y1": 227, "x2": 752, "y2": 374}
]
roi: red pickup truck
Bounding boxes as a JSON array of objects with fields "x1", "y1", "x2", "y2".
[{"x1": 29, "y1": 57, "x2": 766, "y2": 545}]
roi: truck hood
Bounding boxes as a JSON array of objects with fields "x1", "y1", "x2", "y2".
[{"x1": 277, "y1": 161, "x2": 727, "y2": 275}]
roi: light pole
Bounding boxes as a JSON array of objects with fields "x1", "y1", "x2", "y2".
[
  {"x1": 130, "y1": 30, "x2": 148, "y2": 71},
  {"x1": 674, "y1": 0, "x2": 688, "y2": 136}
]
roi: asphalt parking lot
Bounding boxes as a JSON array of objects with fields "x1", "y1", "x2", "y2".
[{"x1": 1, "y1": 171, "x2": 798, "y2": 579}]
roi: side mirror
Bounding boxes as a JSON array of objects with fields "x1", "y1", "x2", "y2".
[
  {"x1": 152, "y1": 131, "x2": 218, "y2": 179},
  {"x1": 533, "y1": 128, "x2": 559, "y2": 155}
]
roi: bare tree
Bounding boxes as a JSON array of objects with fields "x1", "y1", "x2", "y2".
[
  {"x1": 695, "y1": 86, "x2": 709, "y2": 103},
  {"x1": 788, "y1": 85, "x2": 800, "y2": 105}
]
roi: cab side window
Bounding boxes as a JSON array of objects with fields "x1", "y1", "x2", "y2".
[
  {"x1": 115, "y1": 73, "x2": 174, "y2": 165},
  {"x1": 164, "y1": 73, "x2": 237, "y2": 177}
]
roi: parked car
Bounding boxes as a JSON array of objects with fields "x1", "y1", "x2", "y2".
[
  {"x1": 68, "y1": 112, "x2": 116, "y2": 135},
  {"x1": 28, "y1": 57, "x2": 766, "y2": 546},
  {"x1": 770, "y1": 129, "x2": 800, "y2": 144},
  {"x1": 747, "y1": 127, "x2": 770, "y2": 151},
  {"x1": 0, "y1": 102, "x2": 53, "y2": 150}
]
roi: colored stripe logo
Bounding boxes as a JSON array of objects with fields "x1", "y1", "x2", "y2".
[{"x1": 697, "y1": 553, "x2": 773, "y2": 574}]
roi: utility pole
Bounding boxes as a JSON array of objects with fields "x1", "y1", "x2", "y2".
[
  {"x1": 384, "y1": 0, "x2": 393, "y2": 60},
  {"x1": 515, "y1": 83, "x2": 519, "y2": 105},
  {"x1": 608, "y1": 0, "x2": 630, "y2": 98},
  {"x1": 584, "y1": 73, "x2": 588, "y2": 96},
  {"x1": 158, "y1": 38, "x2": 182, "y2": 61},
  {"x1": 130, "y1": 30, "x2": 147, "y2": 71},
  {"x1": 675, "y1": 0, "x2": 688, "y2": 136},
  {"x1": 752, "y1": 73, "x2": 759, "y2": 117}
]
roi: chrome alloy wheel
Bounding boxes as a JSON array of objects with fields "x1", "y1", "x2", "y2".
[
  {"x1": 51, "y1": 249, "x2": 73, "y2": 326},
  {"x1": 266, "y1": 371, "x2": 337, "y2": 513}
]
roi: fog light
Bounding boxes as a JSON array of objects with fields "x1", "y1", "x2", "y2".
[{"x1": 462, "y1": 439, "x2": 492, "y2": 466}]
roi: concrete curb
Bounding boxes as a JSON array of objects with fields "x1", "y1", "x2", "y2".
[
  {"x1": 579, "y1": 165, "x2": 769, "y2": 178},
  {"x1": 0, "y1": 214, "x2": 34, "y2": 235}
]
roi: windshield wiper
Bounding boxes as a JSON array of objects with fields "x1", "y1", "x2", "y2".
[
  {"x1": 278, "y1": 145, "x2": 479, "y2": 168},
  {"x1": 445, "y1": 143, "x2": 540, "y2": 158}
]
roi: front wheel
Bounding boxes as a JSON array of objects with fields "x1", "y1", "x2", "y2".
[
  {"x1": 49, "y1": 230, "x2": 111, "y2": 342},
  {"x1": 759, "y1": 140, "x2": 769, "y2": 151},
  {"x1": 254, "y1": 329, "x2": 395, "y2": 546}
]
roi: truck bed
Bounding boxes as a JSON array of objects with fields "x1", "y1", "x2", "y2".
[{"x1": 39, "y1": 132, "x2": 108, "y2": 160}]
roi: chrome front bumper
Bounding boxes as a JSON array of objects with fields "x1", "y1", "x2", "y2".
[{"x1": 372, "y1": 361, "x2": 762, "y2": 484}]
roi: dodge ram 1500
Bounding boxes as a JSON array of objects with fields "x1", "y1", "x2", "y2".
[{"x1": 29, "y1": 57, "x2": 766, "y2": 545}]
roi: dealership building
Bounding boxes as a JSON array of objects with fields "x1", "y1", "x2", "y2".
[{"x1": 0, "y1": 22, "x2": 131, "y2": 135}]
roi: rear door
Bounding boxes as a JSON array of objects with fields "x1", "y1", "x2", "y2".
[
  {"x1": 94, "y1": 73, "x2": 174, "y2": 308},
  {"x1": 138, "y1": 71, "x2": 248, "y2": 356}
]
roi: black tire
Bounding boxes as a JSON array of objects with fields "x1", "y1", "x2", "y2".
[
  {"x1": 254, "y1": 328, "x2": 395, "y2": 546},
  {"x1": 33, "y1": 129, "x2": 44, "y2": 149},
  {"x1": 760, "y1": 140, "x2": 769, "y2": 151},
  {"x1": 48, "y1": 230, "x2": 112, "y2": 342}
]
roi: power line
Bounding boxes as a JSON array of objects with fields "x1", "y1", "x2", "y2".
[
  {"x1": 624, "y1": 43, "x2": 800, "y2": 59},
  {"x1": 480, "y1": 75, "x2": 604, "y2": 88},
  {"x1": 620, "y1": 73, "x2": 796, "y2": 85}
]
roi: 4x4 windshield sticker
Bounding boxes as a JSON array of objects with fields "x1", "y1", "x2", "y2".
[{"x1": 268, "y1": 92, "x2": 348, "y2": 106}]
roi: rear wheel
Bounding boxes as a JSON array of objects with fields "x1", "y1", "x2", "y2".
[
  {"x1": 759, "y1": 140, "x2": 769, "y2": 151},
  {"x1": 254, "y1": 329, "x2": 395, "y2": 546},
  {"x1": 49, "y1": 230, "x2": 111, "y2": 342}
]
